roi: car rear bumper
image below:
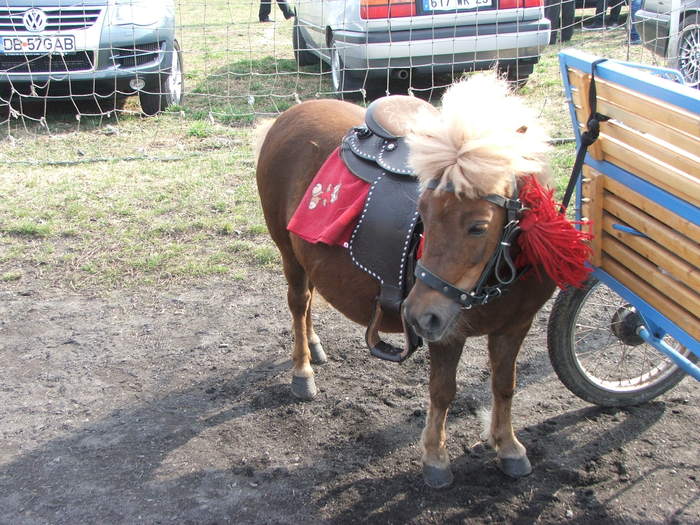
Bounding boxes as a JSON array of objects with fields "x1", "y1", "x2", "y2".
[{"x1": 335, "y1": 19, "x2": 551, "y2": 70}]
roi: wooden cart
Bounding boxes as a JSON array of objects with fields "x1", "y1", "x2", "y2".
[{"x1": 547, "y1": 50, "x2": 699, "y2": 406}]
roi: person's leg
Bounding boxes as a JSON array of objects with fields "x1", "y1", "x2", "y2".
[
  {"x1": 276, "y1": 0, "x2": 294, "y2": 19},
  {"x1": 585, "y1": 0, "x2": 606, "y2": 28},
  {"x1": 607, "y1": 0, "x2": 623, "y2": 25},
  {"x1": 629, "y1": 0, "x2": 642, "y2": 41},
  {"x1": 259, "y1": 0, "x2": 272, "y2": 21}
]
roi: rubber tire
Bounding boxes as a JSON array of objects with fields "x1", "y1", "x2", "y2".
[
  {"x1": 330, "y1": 39, "x2": 364, "y2": 100},
  {"x1": 0, "y1": 89, "x2": 11, "y2": 120},
  {"x1": 139, "y1": 40, "x2": 184, "y2": 116},
  {"x1": 677, "y1": 14, "x2": 700, "y2": 88},
  {"x1": 499, "y1": 63, "x2": 533, "y2": 89},
  {"x1": 293, "y1": 18, "x2": 318, "y2": 67},
  {"x1": 547, "y1": 277, "x2": 697, "y2": 407}
]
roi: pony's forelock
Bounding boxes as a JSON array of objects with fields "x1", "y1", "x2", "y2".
[{"x1": 407, "y1": 73, "x2": 550, "y2": 198}]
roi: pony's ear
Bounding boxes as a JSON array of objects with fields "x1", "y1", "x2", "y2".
[{"x1": 516, "y1": 125, "x2": 528, "y2": 134}]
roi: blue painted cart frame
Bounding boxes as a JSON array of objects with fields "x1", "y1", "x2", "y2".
[{"x1": 558, "y1": 49, "x2": 700, "y2": 383}]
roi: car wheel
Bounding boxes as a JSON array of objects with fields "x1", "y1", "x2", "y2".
[
  {"x1": 330, "y1": 40, "x2": 364, "y2": 99},
  {"x1": 499, "y1": 63, "x2": 534, "y2": 89},
  {"x1": 139, "y1": 40, "x2": 184, "y2": 116},
  {"x1": 678, "y1": 14, "x2": 700, "y2": 88},
  {"x1": 0, "y1": 89, "x2": 11, "y2": 120},
  {"x1": 293, "y1": 18, "x2": 318, "y2": 67}
]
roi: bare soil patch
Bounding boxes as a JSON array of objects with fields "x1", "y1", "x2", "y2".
[{"x1": 1, "y1": 272, "x2": 698, "y2": 524}]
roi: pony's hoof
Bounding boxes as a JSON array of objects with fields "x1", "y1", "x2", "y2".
[
  {"x1": 423, "y1": 464, "x2": 454, "y2": 489},
  {"x1": 309, "y1": 342, "x2": 327, "y2": 364},
  {"x1": 291, "y1": 375, "x2": 317, "y2": 401},
  {"x1": 499, "y1": 456, "x2": 532, "y2": 478}
]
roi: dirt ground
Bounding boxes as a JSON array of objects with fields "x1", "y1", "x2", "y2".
[{"x1": 1, "y1": 271, "x2": 698, "y2": 524}]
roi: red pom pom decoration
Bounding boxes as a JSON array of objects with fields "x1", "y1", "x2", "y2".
[{"x1": 516, "y1": 175, "x2": 593, "y2": 289}]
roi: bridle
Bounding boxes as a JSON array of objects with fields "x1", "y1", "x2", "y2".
[{"x1": 413, "y1": 178, "x2": 527, "y2": 309}]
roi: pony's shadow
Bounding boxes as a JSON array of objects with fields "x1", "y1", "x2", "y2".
[
  {"x1": 0, "y1": 344, "x2": 679, "y2": 523},
  {"x1": 0, "y1": 357, "x2": 299, "y2": 522},
  {"x1": 315, "y1": 403, "x2": 667, "y2": 523}
]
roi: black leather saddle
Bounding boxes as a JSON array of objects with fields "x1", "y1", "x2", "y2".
[{"x1": 340, "y1": 95, "x2": 438, "y2": 362}]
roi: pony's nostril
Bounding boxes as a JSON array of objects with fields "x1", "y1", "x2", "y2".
[{"x1": 419, "y1": 312, "x2": 442, "y2": 333}]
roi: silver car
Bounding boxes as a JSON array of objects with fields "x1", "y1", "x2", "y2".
[
  {"x1": 0, "y1": 0, "x2": 183, "y2": 114},
  {"x1": 292, "y1": 0, "x2": 551, "y2": 96},
  {"x1": 636, "y1": 0, "x2": 700, "y2": 88}
]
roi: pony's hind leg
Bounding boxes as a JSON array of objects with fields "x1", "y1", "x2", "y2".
[
  {"x1": 482, "y1": 325, "x2": 533, "y2": 478},
  {"x1": 420, "y1": 340, "x2": 464, "y2": 488},
  {"x1": 306, "y1": 285, "x2": 327, "y2": 364},
  {"x1": 283, "y1": 257, "x2": 318, "y2": 400}
]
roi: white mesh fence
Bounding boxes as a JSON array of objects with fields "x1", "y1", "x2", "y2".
[{"x1": 0, "y1": 0, "x2": 694, "y2": 136}]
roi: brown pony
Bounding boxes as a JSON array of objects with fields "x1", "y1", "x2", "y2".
[{"x1": 255, "y1": 74, "x2": 556, "y2": 488}]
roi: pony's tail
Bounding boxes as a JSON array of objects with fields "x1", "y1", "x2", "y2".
[{"x1": 253, "y1": 118, "x2": 276, "y2": 166}]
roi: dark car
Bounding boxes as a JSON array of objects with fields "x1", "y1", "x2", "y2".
[
  {"x1": 0, "y1": 0, "x2": 183, "y2": 114},
  {"x1": 636, "y1": 0, "x2": 699, "y2": 88}
]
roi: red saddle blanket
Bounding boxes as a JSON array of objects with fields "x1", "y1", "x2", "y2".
[{"x1": 287, "y1": 147, "x2": 370, "y2": 247}]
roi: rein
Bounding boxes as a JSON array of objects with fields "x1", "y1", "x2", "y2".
[
  {"x1": 560, "y1": 58, "x2": 608, "y2": 213},
  {"x1": 414, "y1": 178, "x2": 527, "y2": 309}
]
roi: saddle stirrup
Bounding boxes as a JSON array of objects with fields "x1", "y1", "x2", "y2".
[{"x1": 365, "y1": 300, "x2": 422, "y2": 363}]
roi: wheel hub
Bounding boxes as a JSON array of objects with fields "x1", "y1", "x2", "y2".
[
  {"x1": 679, "y1": 26, "x2": 700, "y2": 86},
  {"x1": 610, "y1": 305, "x2": 645, "y2": 346}
]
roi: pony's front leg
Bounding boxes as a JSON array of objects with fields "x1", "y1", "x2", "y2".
[
  {"x1": 283, "y1": 258, "x2": 317, "y2": 400},
  {"x1": 483, "y1": 325, "x2": 532, "y2": 478},
  {"x1": 421, "y1": 340, "x2": 464, "y2": 488}
]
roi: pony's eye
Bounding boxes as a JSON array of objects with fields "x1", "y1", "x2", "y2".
[{"x1": 468, "y1": 223, "x2": 488, "y2": 236}]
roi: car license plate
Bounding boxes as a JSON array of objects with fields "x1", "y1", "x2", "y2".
[
  {"x1": 1, "y1": 35, "x2": 76, "y2": 54},
  {"x1": 422, "y1": 0, "x2": 492, "y2": 11}
]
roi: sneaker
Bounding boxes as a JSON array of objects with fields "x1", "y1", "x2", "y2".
[
  {"x1": 606, "y1": 22, "x2": 622, "y2": 29},
  {"x1": 259, "y1": 17, "x2": 272, "y2": 22},
  {"x1": 583, "y1": 23, "x2": 605, "y2": 30},
  {"x1": 629, "y1": 38, "x2": 642, "y2": 45}
]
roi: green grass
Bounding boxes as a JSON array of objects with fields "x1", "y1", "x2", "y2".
[
  {"x1": 0, "y1": 0, "x2": 665, "y2": 289},
  {"x1": 0, "y1": 120, "x2": 271, "y2": 288},
  {"x1": 1, "y1": 270, "x2": 23, "y2": 282}
]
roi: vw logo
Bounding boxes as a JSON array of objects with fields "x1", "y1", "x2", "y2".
[{"x1": 23, "y1": 8, "x2": 47, "y2": 32}]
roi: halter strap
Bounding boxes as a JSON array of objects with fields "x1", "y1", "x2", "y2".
[
  {"x1": 415, "y1": 176, "x2": 526, "y2": 309},
  {"x1": 424, "y1": 178, "x2": 522, "y2": 216}
]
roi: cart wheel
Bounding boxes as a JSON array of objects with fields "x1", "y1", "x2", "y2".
[{"x1": 547, "y1": 277, "x2": 697, "y2": 407}]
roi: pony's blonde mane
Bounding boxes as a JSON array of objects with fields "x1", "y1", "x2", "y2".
[{"x1": 407, "y1": 73, "x2": 550, "y2": 198}]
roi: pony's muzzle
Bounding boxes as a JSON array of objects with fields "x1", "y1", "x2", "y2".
[{"x1": 404, "y1": 286, "x2": 461, "y2": 342}]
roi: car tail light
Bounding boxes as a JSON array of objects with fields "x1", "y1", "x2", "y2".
[
  {"x1": 360, "y1": 0, "x2": 417, "y2": 19},
  {"x1": 500, "y1": 0, "x2": 543, "y2": 7}
]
